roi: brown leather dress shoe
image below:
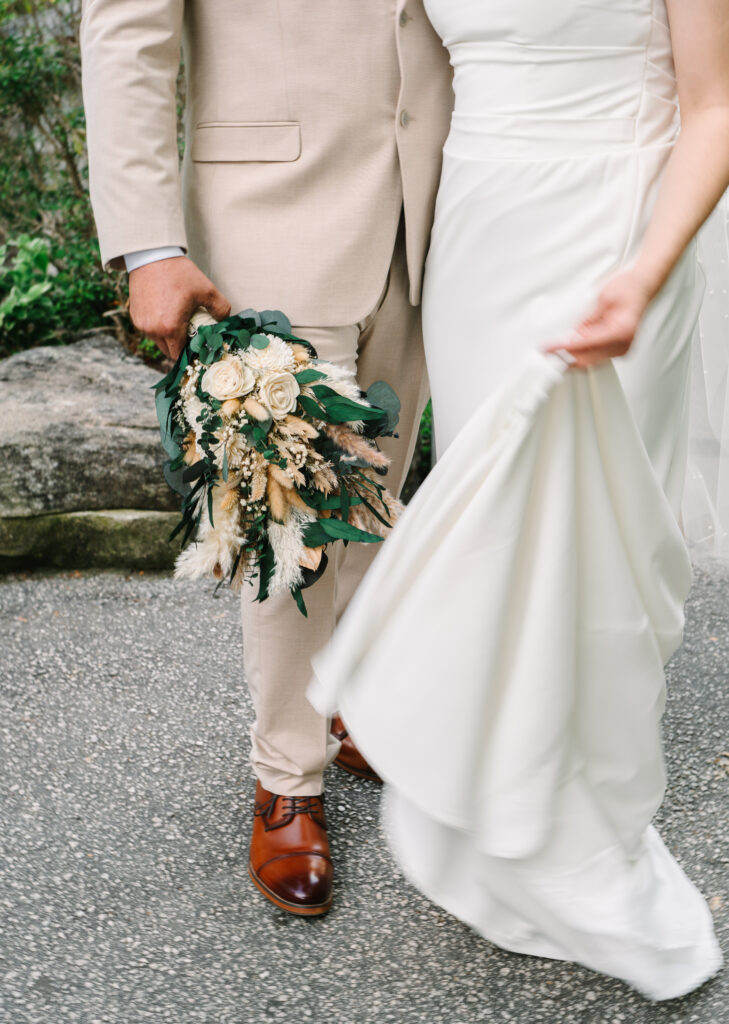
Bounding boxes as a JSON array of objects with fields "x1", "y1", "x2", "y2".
[
  {"x1": 331, "y1": 715, "x2": 382, "y2": 783},
  {"x1": 248, "y1": 781, "x2": 333, "y2": 916}
]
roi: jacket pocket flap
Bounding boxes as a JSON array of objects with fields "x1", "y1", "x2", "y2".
[{"x1": 191, "y1": 122, "x2": 301, "y2": 163}]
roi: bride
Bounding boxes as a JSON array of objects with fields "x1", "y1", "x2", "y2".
[{"x1": 309, "y1": 0, "x2": 727, "y2": 1002}]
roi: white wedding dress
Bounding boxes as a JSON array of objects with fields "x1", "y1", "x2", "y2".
[{"x1": 309, "y1": 0, "x2": 722, "y2": 1000}]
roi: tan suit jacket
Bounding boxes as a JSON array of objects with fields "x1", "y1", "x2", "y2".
[{"x1": 80, "y1": 0, "x2": 453, "y2": 326}]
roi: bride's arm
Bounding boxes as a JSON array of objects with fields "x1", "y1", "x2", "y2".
[{"x1": 547, "y1": 0, "x2": 729, "y2": 369}]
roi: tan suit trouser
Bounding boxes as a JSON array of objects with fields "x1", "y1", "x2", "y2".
[{"x1": 240, "y1": 221, "x2": 428, "y2": 795}]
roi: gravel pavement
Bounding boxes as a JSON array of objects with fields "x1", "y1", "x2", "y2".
[{"x1": 0, "y1": 564, "x2": 727, "y2": 1024}]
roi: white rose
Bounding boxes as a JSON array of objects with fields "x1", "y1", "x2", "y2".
[
  {"x1": 244, "y1": 335, "x2": 296, "y2": 374},
  {"x1": 258, "y1": 371, "x2": 300, "y2": 420},
  {"x1": 200, "y1": 354, "x2": 256, "y2": 400}
]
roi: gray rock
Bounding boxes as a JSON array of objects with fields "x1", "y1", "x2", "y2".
[
  {"x1": 0, "y1": 333, "x2": 181, "y2": 570},
  {"x1": 0, "y1": 332, "x2": 177, "y2": 518},
  {"x1": 0, "y1": 509, "x2": 180, "y2": 571}
]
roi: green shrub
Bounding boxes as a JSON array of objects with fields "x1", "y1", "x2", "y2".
[
  {"x1": 0, "y1": 0, "x2": 126, "y2": 356},
  {"x1": 0, "y1": 234, "x2": 54, "y2": 338}
]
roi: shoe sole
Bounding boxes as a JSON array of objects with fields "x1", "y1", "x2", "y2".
[
  {"x1": 334, "y1": 757, "x2": 383, "y2": 784},
  {"x1": 248, "y1": 863, "x2": 333, "y2": 917}
]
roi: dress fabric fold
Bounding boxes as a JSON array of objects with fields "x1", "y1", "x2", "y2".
[
  {"x1": 309, "y1": 355, "x2": 720, "y2": 1000},
  {"x1": 310, "y1": 0, "x2": 722, "y2": 999}
]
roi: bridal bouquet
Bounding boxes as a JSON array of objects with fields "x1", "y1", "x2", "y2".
[{"x1": 155, "y1": 308, "x2": 402, "y2": 614}]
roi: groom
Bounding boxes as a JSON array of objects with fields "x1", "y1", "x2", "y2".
[{"x1": 80, "y1": 0, "x2": 453, "y2": 914}]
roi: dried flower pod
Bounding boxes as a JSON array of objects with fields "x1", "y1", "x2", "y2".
[
  {"x1": 266, "y1": 475, "x2": 289, "y2": 524},
  {"x1": 290, "y1": 344, "x2": 311, "y2": 363},
  {"x1": 221, "y1": 398, "x2": 242, "y2": 418},
  {"x1": 243, "y1": 397, "x2": 271, "y2": 421}
]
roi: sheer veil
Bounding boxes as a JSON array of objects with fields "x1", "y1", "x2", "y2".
[{"x1": 681, "y1": 189, "x2": 729, "y2": 558}]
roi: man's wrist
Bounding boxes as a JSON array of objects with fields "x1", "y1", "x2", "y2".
[{"x1": 123, "y1": 246, "x2": 185, "y2": 273}]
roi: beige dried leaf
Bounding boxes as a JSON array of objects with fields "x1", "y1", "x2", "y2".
[{"x1": 299, "y1": 546, "x2": 324, "y2": 572}]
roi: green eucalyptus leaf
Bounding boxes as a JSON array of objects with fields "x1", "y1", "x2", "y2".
[
  {"x1": 155, "y1": 389, "x2": 182, "y2": 459},
  {"x1": 163, "y1": 460, "x2": 192, "y2": 497},
  {"x1": 250, "y1": 333, "x2": 270, "y2": 349},
  {"x1": 239, "y1": 309, "x2": 262, "y2": 328},
  {"x1": 260, "y1": 310, "x2": 292, "y2": 334}
]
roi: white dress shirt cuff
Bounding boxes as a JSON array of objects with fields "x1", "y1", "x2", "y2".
[{"x1": 123, "y1": 246, "x2": 185, "y2": 273}]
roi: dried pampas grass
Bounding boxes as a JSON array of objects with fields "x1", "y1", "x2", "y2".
[
  {"x1": 174, "y1": 484, "x2": 246, "y2": 583},
  {"x1": 268, "y1": 505, "x2": 317, "y2": 594},
  {"x1": 279, "y1": 415, "x2": 320, "y2": 440},
  {"x1": 322, "y1": 424, "x2": 390, "y2": 469},
  {"x1": 312, "y1": 464, "x2": 338, "y2": 495},
  {"x1": 348, "y1": 493, "x2": 404, "y2": 537}
]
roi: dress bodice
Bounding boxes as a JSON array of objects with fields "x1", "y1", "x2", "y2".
[{"x1": 424, "y1": 0, "x2": 679, "y2": 155}]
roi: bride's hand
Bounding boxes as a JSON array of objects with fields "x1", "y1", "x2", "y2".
[{"x1": 544, "y1": 269, "x2": 654, "y2": 370}]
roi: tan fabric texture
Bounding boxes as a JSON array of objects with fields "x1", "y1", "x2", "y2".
[
  {"x1": 241, "y1": 225, "x2": 429, "y2": 795},
  {"x1": 80, "y1": 0, "x2": 453, "y2": 325},
  {"x1": 80, "y1": 1, "x2": 452, "y2": 794}
]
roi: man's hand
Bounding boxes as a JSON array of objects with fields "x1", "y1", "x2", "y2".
[{"x1": 128, "y1": 256, "x2": 232, "y2": 360}]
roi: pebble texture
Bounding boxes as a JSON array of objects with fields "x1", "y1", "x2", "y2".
[{"x1": 0, "y1": 564, "x2": 727, "y2": 1024}]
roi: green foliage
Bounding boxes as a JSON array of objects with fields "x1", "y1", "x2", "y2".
[
  {"x1": 136, "y1": 336, "x2": 164, "y2": 361},
  {"x1": 0, "y1": 235, "x2": 54, "y2": 335},
  {"x1": 402, "y1": 400, "x2": 433, "y2": 503},
  {"x1": 419, "y1": 400, "x2": 433, "y2": 465},
  {"x1": 0, "y1": 0, "x2": 126, "y2": 355}
]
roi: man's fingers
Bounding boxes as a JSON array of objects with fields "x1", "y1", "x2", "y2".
[
  {"x1": 164, "y1": 318, "x2": 190, "y2": 361},
  {"x1": 202, "y1": 286, "x2": 232, "y2": 322},
  {"x1": 153, "y1": 336, "x2": 170, "y2": 359}
]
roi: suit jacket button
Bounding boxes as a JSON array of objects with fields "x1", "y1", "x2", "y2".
[
  {"x1": 400, "y1": 109, "x2": 411, "y2": 128},
  {"x1": 399, "y1": 10, "x2": 409, "y2": 27}
]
